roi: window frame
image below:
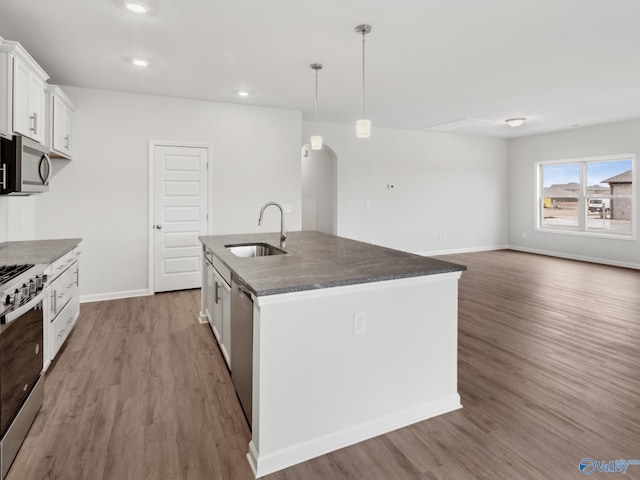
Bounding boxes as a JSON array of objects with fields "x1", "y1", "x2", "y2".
[{"x1": 535, "y1": 153, "x2": 636, "y2": 240}]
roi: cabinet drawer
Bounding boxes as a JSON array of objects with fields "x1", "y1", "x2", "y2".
[
  {"x1": 51, "y1": 298, "x2": 75, "y2": 358},
  {"x1": 49, "y1": 250, "x2": 76, "y2": 281},
  {"x1": 50, "y1": 263, "x2": 77, "y2": 316},
  {"x1": 211, "y1": 255, "x2": 231, "y2": 286}
]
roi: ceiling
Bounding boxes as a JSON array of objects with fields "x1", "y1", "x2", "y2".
[{"x1": 2, "y1": 0, "x2": 640, "y2": 139}]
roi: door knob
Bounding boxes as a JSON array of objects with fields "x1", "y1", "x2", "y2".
[{"x1": 154, "y1": 225, "x2": 162, "y2": 230}]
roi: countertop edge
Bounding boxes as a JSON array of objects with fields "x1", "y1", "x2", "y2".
[
  {"x1": 0, "y1": 238, "x2": 83, "y2": 265},
  {"x1": 200, "y1": 232, "x2": 466, "y2": 297}
]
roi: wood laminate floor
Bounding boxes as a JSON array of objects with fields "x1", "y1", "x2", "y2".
[{"x1": 7, "y1": 250, "x2": 640, "y2": 480}]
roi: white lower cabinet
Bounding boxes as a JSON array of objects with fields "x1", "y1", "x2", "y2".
[
  {"x1": 203, "y1": 251, "x2": 231, "y2": 369},
  {"x1": 211, "y1": 269, "x2": 232, "y2": 368},
  {"x1": 218, "y1": 273, "x2": 231, "y2": 368},
  {"x1": 51, "y1": 298, "x2": 76, "y2": 358},
  {"x1": 211, "y1": 272, "x2": 223, "y2": 341},
  {"x1": 205, "y1": 262, "x2": 217, "y2": 338},
  {"x1": 44, "y1": 247, "x2": 80, "y2": 370}
]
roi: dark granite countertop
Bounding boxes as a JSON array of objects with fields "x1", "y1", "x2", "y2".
[
  {"x1": 199, "y1": 231, "x2": 465, "y2": 296},
  {"x1": 0, "y1": 238, "x2": 82, "y2": 266}
]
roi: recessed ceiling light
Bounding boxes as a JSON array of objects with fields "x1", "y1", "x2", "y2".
[
  {"x1": 126, "y1": 3, "x2": 148, "y2": 13},
  {"x1": 235, "y1": 90, "x2": 251, "y2": 97},
  {"x1": 132, "y1": 58, "x2": 149, "y2": 67},
  {"x1": 505, "y1": 117, "x2": 526, "y2": 127}
]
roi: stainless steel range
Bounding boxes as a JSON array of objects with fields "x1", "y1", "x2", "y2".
[{"x1": 0, "y1": 263, "x2": 46, "y2": 480}]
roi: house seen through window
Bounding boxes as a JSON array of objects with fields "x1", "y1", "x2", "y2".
[{"x1": 537, "y1": 155, "x2": 635, "y2": 237}]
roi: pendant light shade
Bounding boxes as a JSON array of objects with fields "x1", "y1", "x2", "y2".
[
  {"x1": 356, "y1": 119, "x2": 371, "y2": 138},
  {"x1": 355, "y1": 24, "x2": 372, "y2": 138},
  {"x1": 310, "y1": 135, "x2": 323, "y2": 150},
  {"x1": 310, "y1": 63, "x2": 323, "y2": 150}
]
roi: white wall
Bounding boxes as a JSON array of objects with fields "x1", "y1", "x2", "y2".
[
  {"x1": 0, "y1": 198, "x2": 7, "y2": 242},
  {"x1": 301, "y1": 145, "x2": 337, "y2": 234},
  {"x1": 0, "y1": 196, "x2": 36, "y2": 242},
  {"x1": 302, "y1": 121, "x2": 509, "y2": 254},
  {"x1": 509, "y1": 119, "x2": 639, "y2": 268},
  {"x1": 34, "y1": 86, "x2": 302, "y2": 299}
]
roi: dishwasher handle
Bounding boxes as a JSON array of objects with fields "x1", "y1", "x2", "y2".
[{"x1": 237, "y1": 283, "x2": 252, "y2": 298}]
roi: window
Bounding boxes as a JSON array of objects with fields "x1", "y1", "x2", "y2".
[{"x1": 537, "y1": 154, "x2": 635, "y2": 238}]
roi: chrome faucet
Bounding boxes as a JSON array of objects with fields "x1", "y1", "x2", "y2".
[{"x1": 258, "y1": 202, "x2": 287, "y2": 249}]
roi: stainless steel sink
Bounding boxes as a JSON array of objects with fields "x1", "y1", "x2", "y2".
[{"x1": 225, "y1": 243, "x2": 287, "y2": 257}]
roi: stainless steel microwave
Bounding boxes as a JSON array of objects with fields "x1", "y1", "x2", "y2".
[{"x1": 0, "y1": 135, "x2": 51, "y2": 195}]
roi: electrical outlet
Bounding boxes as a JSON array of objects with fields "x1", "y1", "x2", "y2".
[
  {"x1": 438, "y1": 233, "x2": 447, "y2": 241},
  {"x1": 353, "y1": 312, "x2": 367, "y2": 335},
  {"x1": 522, "y1": 232, "x2": 527, "y2": 239}
]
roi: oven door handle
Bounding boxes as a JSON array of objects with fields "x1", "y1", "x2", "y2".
[{"x1": 0, "y1": 289, "x2": 47, "y2": 327}]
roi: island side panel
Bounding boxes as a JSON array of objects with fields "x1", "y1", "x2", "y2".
[{"x1": 249, "y1": 272, "x2": 462, "y2": 477}]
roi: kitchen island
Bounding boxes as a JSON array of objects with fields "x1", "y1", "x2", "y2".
[{"x1": 199, "y1": 231, "x2": 466, "y2": 478}]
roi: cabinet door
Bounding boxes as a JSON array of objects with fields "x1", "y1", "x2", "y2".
[
  {"x1": 212, "y1": 271, "x2": 224, "y2": 343},
  {"x1": 43, "y1": 291, "x2": 51, "y2": 371},
  {"x1": 51, "y1": 95, "x2": 73, "y2": 157},
  {"x1": 205, "y1": 265, "x2": 217, "y2": 335},
  {"x1": 12, "y1": 57, "x2": 31, "y2": 137},
  {"x1": 0, "y1": 53, "x2": 13, "y2": 139},
  {"x1": 12, "y1": 56, "x2": 46, "y2": 142},
  {"x1": 220, "y1": 279, "x2": 231, "y2": 368},
  {"x1": 63, "y1": 103, "x2": 73, "y2": 156},
  {"x1": 52, "y1": 95, "x2": 65, "y2": 152},
  {"x1": 28, "y1": 74, "x2": 46, "y2": 143}
]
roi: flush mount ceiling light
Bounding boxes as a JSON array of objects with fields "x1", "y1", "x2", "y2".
[
  {"x1": 355, "y1": 24, "x2": 372, "y2": 138},
  {"x1": 132, "y1": 58, "x2": 149, "y2": 67},
  {"x1": 310, "y1": 63, "x2": 323, "y2": 150},
  {"x1": 235, "y1": 90, "x2": 251, "y2": 97},
  {"x1": 125, "y1": 2, "x2": 148, "y2": 13},
  {"x1": 505, "y1": 117, "x2": 526, "y2": 127}
]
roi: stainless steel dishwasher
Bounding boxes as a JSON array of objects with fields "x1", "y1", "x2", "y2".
[{"x1": 230, "y1": 277, "x2": 253, "y2": 428}]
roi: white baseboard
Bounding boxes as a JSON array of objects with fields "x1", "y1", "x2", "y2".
[
  {"x1": 508, "y1": 245, "x2": 640, "y2": 270},
  {"x1": 80, "y1": 289, "x2": 151, "y2": 303},
  {"x1": 248, "y1": 394, "x2": 462, "y2": 478},
  {"x1": 416, "y1": 244, "x2": 509, "y2": 257}
]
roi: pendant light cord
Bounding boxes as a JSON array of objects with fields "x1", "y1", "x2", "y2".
[
  {"x1": 315, "y1": 68, "x2": 319, "y2": 131},
  {"x1": 361, "y1": 31, "x2": 366, "y2": 116}
]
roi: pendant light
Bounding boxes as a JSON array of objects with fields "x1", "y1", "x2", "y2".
[
  {"x1": 355, "y1": 24, "x2": 372, "y2": 138},
  {"x1": 310, "y1": 63, "x2": 323, "y2": 150}
]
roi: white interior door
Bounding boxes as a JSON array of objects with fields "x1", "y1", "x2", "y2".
[{"x1": 153, "y1": 144, "x2": 208, "y2": 293}]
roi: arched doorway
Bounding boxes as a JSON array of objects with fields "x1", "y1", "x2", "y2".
[{"x1": 301, "y1": 144, "x2": 337, "y2": 234}]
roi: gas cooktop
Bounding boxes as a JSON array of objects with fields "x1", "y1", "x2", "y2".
[{"x1": 0, "y1": 264, "x2": 35, "y2": 288}]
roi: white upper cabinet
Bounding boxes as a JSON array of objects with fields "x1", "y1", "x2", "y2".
[
  {"x1": 13, "y1": 56, "x2": 47, "y2": 143},
  {"x1": 0, "y1": 38, "x2": 13, "y2": 139},
  {"x1": 0, "y1": 38, "x2": 50, "y2": 143},
  {"x1": 47, "y1": 85, "x2": 76, "y2": 159}
]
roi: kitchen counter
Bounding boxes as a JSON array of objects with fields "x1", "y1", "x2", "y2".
[
  {"x1": 199, "y1": 231, "x2": 465, "y2": 296},
  {"x1": 0, "y1": 238, "x2": 82, "y2": 266}
]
